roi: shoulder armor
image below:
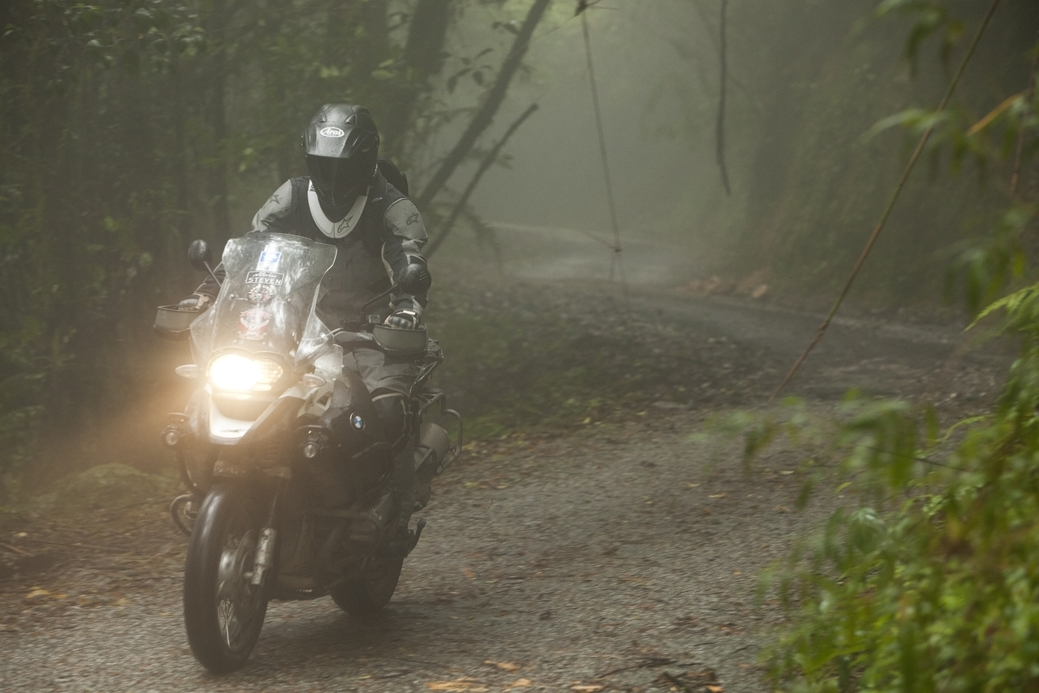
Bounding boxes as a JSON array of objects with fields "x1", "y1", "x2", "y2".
[
  {"x1": 384, "y1": 198, "x2": 426, "y2": 242},
  {"x1": 251, "y1": 179, "x2": 295, "y2": 233}
]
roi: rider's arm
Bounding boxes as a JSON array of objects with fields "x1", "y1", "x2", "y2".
[
  {"x1": 249, "y1": 180, "x2": 295, "y2": 234},
  {"x1": 193, "y1": 181, "x2": 296, "y2": 299},
  {"x1": 381, "y1": 198, "x2": 429, "y2": 319}
]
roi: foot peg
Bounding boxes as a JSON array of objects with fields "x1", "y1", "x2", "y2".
[
  {"x1": 350, "y1": 491, "x2": 396, "y2": 543},
  {"x1": 410, "y1": 518, "x2": 427, "y2": 551},
  {"x1": 414, "y1": 483, "x2": 432, "y2": 511},
  {"x1": 377, "y1": 518, "x2": 426, "y2": 558}
]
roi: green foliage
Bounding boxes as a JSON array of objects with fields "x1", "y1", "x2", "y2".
[
  {"x1": 0, "y1": 0, "x2": 200, "y2": 495},
  {"x1": 762, "y1": 327, "x2": 1039, "y2": 690},
  {"x1": 875, "y1": 0, "x2": 966, "y2": 69},
  {"x1": 756, "y1": 3, "x2": 1039, "y2": 689},
  {"x1": 0, "y1": 0, "x2": 535, "y2": 495}
]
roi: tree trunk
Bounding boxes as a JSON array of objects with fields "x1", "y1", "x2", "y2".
[
  {"x1": 205, "y1": 0, "x2": 233, "y2": 240},
  {"x1": 415, "y1": 0, "x2": 551, "y2": 210},
  {"x1": 381, "y1": 0, "x2": 453, "y2": 155}
]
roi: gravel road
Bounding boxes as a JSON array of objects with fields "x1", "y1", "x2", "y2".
[{"x1": 0, "y1": 274, "x2": 1010, "y2": 692}]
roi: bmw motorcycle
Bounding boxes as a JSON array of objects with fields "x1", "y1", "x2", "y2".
[{"x1": 155, "y1": 232, "x2": 460, "y2": 673}]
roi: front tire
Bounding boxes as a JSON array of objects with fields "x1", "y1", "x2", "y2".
[
  {"x1": 183, "y1": 483, "x2": 269, "y2": 673},
  {"x1": 329, "y1": 555, "x2": 404, "y2": 617}
]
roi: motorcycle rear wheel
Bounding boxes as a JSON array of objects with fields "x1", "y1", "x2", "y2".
[
  {"x1": 329, "y1": 555, "x2": 404, "y2": 617},
  {"x1": 183, "y1": 483, "x2": 269, "y2": 673}
]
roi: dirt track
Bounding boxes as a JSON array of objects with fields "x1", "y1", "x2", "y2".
[{"x1": 0, "y1": 275, "x2": 1011, "y2": 692}]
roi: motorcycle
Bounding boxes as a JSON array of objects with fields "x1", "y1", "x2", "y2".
[{"x1": 154, "y1": 232, "x2": 461, "y2": 673}]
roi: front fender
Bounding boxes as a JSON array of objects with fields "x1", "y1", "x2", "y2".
[{"x1": 187, "y1": 385, "x2": 306, "y2": 447}]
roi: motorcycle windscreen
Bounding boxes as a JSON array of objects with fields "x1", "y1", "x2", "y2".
[{"x1": 190, "y1": 233, "x2": 337, "y2": 367}]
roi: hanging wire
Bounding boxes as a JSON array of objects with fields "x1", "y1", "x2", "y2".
[
  {"x1": 770, "y1": 0, "x2": 1004, "y2": 403},
  {"x1": 715, "y1": 0, "x2": 732, "y2": 196},
  {"x1": 580, "y1": 8, "x2": 630, "y2": 304}
]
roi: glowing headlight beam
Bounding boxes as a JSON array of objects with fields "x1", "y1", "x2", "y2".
[
  {"x1": 208, "y1": 354, "x2": 262, "y2": 392},
  {"x1": 208, "y1": 355, "x2": 284, "y2": 393}
]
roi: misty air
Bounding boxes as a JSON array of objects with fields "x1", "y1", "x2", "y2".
[{"x1": 1, "y1": 0, "x2": 1038, "y2": 690}]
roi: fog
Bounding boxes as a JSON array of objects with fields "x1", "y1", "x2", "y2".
[
  {"x1": 473, "y1": 3, "x2": 716, "y2": 235},
  {"x1": 434, "y1": 0, "x2": 1039, "y2": 298},
  {"x1": 2, "y1": 0, "x2": 1037, "y2": 491}
]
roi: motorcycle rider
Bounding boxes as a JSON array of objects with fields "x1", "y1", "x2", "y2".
[{"x1": 180, "y1": 103, "x2": 429, "y2": 550}]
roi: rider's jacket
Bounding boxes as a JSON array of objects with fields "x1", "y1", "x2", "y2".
[{"x1": 198, "y1": 170, "x2": 428, "y2": 330}]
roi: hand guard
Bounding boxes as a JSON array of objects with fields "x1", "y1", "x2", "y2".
[
  {"x1": 383, "y1": 309, "x2": 420, "y2": 330},
  {"x1": 177, "y1": 293, "x2": 213, "y2": 312}
]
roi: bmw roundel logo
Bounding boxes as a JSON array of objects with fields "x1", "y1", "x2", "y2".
[
  {"x1": 350, "y1": 414, "x2": 365, "y2": 430},
  {"x1": 320, "y1": 126, "x2": 345, "y2": 138}
]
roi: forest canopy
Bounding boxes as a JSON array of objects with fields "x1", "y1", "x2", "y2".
[
  {"x1": 1, "y1": 0, "x2": 1037, "y2": 504},
  {"x1": 0, "y1": 0, "x2": 557, "y2": 492}
]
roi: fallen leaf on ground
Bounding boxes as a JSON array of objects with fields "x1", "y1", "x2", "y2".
[
  {"x1": 708, "y1": 493, "x2": 727, "y2": 499},
  {"x1": 25, "y1": 588, "x2": 50, "y2": 600},
  {"x1": 427, "y1": 679, "x2": 487, "y2": 692},
  {"x1": 776, "y1": 505, "x2": 791, "y2": 513},
  {"x1": 462, "y1": 567, "x2": 474, "y2": 579},
  {"x1": 508, "y1": 679, "x2": 531, "y2": 689},
  {"x1": 571, "y1": 686, "x2": 604, "y2": 692},
  {"x1": 485, "y1": 661, "x2": 521, "y2": 672}
]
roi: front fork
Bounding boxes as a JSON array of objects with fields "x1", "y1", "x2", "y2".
[
  {"x1": 167, "y1": 414, "x2": 203, "y2": 537},
  {"x1": 251, "y1": 488, "x2": 281, "y2": 587}
]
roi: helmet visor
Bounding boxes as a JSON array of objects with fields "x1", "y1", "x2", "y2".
[{"x1": 306, "y1": 155, "x2": 372, "y2": 207}]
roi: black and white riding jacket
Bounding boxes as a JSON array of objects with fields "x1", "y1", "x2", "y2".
[{"x1": 198, "y1": 171, "x2": 428, "y2": 330}]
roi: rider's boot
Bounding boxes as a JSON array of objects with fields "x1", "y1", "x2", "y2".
[
  {"x1": 352, "y1": 392, "x2": 418, "y2": 555},
  {"x1": 380, "y1": 444, "x2": 417, "y2": 556},
  {"x1": 353, "y1": 446, "x2": 416, "y2": 553}
]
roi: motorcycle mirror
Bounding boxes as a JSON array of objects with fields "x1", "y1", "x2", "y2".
[
  {"x1": 398, "y1": 262, "x2": 432, "y2": 296},
  {"x1": 188, "y1": 240, "x2": 213, "y2": 273}
]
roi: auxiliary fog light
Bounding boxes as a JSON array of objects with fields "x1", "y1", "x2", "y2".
[
  {"x1": 208, "y1": 353, "x2": 283, "y2": 393},
  {"x1": 300, "y1": 429, "x2": 329, "y2": 459},
  {"x1": 163, "y1": 429, "x2": 180, "y2": 448}
]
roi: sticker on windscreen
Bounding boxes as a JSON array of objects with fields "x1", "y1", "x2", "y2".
[
  {"x1": 245, "y1": 270, "x2": 285, "y2": 286},
  {"x1": 247, "y1": 284, "x2": 276, "y2": 304},
  {"x1": 257, "y1": 250, "x2": 281, "y2": 272},
  {"x1": 239, "y1": 309, "x2": 271, "y2": 341}
]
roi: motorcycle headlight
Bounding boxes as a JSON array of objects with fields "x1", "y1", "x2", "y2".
[{"x1": 208, "y1": 354, "x2": 284, "y2": 393}]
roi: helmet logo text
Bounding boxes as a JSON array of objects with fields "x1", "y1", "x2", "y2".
[{"x1": 319, "y1": 127, "x2": 345, "y2": 138}]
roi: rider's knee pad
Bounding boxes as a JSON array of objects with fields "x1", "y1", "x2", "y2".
[{"x1": 372, "y1": 392, "x2": 409, "y2": 450}]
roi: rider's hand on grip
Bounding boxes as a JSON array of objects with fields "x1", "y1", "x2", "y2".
[{"x1": 384, "y1": 309, "x2": 419, "y2": 329}]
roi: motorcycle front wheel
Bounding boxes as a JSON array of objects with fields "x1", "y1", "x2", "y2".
[
  {"x1": 329, "y1": 555, "x2": 404, "y2": 617},
  {"x1": 183, "y1": 483, "x2": 269, "y2": 673}
]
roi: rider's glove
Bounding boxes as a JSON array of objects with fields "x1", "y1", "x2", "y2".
[
  {"x1": 177, "y1": 293, "x2": 213, "y2": 312},
  {"x1": 384, "y1": 309, "x2": 420, "y2": 330}
]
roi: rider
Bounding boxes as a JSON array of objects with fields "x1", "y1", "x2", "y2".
[{"x1": 181, "y1": 103, "x2": 429, "y2": 547}]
